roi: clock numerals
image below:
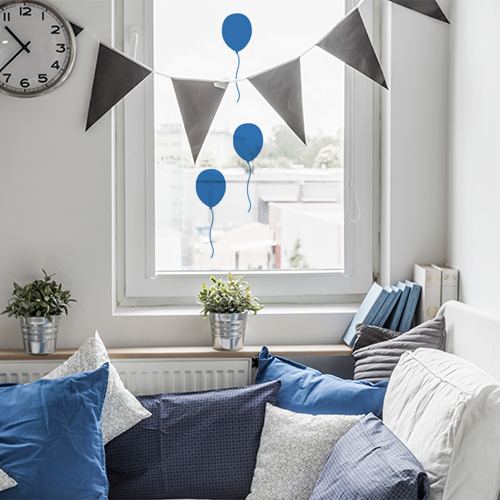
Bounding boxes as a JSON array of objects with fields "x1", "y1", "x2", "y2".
[{"x1": 0, "y1": 0, "x2": 76, "y2": 97}]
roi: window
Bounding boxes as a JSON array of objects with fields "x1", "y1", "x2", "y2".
[{"x1": 116, "y1": 0, "x2": 377, "y2": 308}]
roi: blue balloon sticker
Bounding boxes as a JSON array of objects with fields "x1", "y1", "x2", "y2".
[
  {"x1": 196, "y1": 169, "x2": 226, "y2": 258},
  {"x1": 233, "y1": 123, "x2": 263, "y2": 212},
  {"x1": 222, "y1": 13, "x2": 252, "y2": 102}
]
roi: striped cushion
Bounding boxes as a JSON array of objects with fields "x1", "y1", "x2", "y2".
[{"x1": 352, "y1": 316, "x2": 446, "y2": 383}]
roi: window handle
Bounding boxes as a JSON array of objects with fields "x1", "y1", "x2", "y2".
[{"x1": 129, "y1": 28, "x2": 139, "y2": 60}]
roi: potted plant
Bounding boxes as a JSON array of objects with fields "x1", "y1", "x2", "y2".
[
  {"x1": 2, "y1": 269, "x2": 76, "y2": 355},
  {"x1": 198, "y1": 273, "x2": 264, "y2": 351}
]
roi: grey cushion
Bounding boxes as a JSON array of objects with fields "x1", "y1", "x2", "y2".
[
  {"x1": 309, "y1": 413, "x2": 430, "y2": 500},
  {"x1": 352, "y1": 316, "x2": 446, "y2": 383}
]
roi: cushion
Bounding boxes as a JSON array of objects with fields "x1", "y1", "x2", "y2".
[
  {"x1": 256, "y1": 346, "x2": 388, "y2": 416},
  {"x1": 383, "y1": 348, "x2": 500, "y2": 500},
  {"x1": 352, "y1": 316, "x2": 446, "y2": 383},
  {"x1": 309, "y1": 413, "x2": 430, "y2": 500},
  {"x1": 247, "y1": 403, "x2": 362, "y2": 500},
  {"x1": 105, "y1": 380, "x2": 281, "y2": 500},
  {"x1": 43, "y1": 330, "x2": 151, "y2": 444},
  {"x1": 0, "y1": 364, "x2": 109, "y2": 500},
  {"x1": 0, "y1": 471, "x2": 16, "y2": 493}
]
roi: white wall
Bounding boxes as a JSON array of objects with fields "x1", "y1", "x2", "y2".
[
  {"x1": 380, "y1": 1, "x2": 449, "y2": 286},
  {"x1": 0, "y1": 0, "x2": 452, "y2": 352},
  {"x1": 446, "y1": 0, "x2": 500, "y2": 316}
]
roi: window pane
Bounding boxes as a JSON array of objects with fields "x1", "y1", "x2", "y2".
[{"x1": 154, "y1": 0, "x2": 345, "y2": 272}]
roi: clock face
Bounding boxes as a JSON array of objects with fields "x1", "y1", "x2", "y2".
[{"x1": 0, "y1": 0, "x2": 76, "y2": 97}]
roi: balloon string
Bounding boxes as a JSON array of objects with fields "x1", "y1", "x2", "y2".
[
  {"x1": 209, "y1": 207, "x2": 215, "y2": 258},
  {"x1": 246, "y1": 161, "x2": 252, "y2": 212},
  {"x1": 235, "y1": 52, "x2": 241, "y2": 102}
]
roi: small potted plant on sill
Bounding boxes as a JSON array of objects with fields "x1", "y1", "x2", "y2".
[
  {"x1": 2, "y1": 269, "x2": 76, "y2": 355},
  {"x1": 197, "y1": 273, "x2": 264, "y2": 351}
]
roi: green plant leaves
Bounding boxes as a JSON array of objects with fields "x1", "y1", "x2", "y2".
[
  {"x1": 197, "y1": 273, "x2": 264, "y2": 318},
  {"x1": 1, "y1": 269, "x2": 76, "y2": 320}
]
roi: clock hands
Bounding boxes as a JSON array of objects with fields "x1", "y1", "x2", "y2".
[
  {"x1": 4, "y1": 26, "x2": 31, "y2": 53},
  {"x1": 0, "y1": 41, "x2": 31, "y2": 72},
  {"x1": 1, "y1": 26, "x2": 31, "y2": 73}
]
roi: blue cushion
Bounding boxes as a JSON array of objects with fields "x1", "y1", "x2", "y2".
[
  {"x1": 0, "y1": 364, "x2": 109, "y2": 500},
  {"x1": 256, "y1": 346, "x2": 388, "y2": 415},
  {"x1": 105, "y1": 380, "x2": 281, "y2": 500},
  {"x1": 309, "y1": 413, "x2": 430, "y2": 500}
]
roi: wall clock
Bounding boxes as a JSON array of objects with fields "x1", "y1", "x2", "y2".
[{"x1": 0, "y1": 0, "x2": 76, "y2": 97}]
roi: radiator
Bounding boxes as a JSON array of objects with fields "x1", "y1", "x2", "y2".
[{"x1": 0, "y1": 358, "x2": 252, "y2": 396}]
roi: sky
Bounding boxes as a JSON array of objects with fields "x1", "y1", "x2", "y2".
[{"x1": 152, "y1": 0, "x2": 346, "y2": 140}]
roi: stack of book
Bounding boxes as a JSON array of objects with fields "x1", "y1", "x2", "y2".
[
  {"x1": 343, "y1": 281, "x2": 422, "y2": 347},
  {"x1": 413, "y1": 264, "x2": 459, "y2": 324}
]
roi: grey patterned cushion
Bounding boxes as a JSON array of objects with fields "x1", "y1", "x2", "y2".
[
  {"x1": 0, "y1": 469, "x2": 16, "y2": 492},
  {"x1": 352, "y1": 316, "x2": 446, "y2": 383},
  {"x1": 43, "y1": 330, "x2": 151, "y2": 444},
  {"x1": 309, "y1": 413, "x2": 430, "y2": 500},
  {"x1": 247, "y1": 403, "x2": 362, "y2": 500}
]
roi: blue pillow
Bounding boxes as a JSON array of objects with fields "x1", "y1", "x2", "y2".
[
  {"x1": 309, "y1": 413, "x2": 430, "y2": 500},
  {"x1": 0, "y1": 363, "x2": 109, "y2": 500},
  {"x1": 256, "y1": 346, "x2": 387, "y2": 415},
  {"x1": 105, "y1": 380, "x2": 281, "y2": 500}
]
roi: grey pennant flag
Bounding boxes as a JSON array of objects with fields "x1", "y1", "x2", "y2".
[
  {"x1": 249, "y1": 58, "x2": 306, "y2": 144},
  {"x1": 388, "y1": 0, "x2": 449, "y2": 23},
  {"x1": 171, "y1": 78, "x2": 227, "y2": 164},
  {"x1": 86, "y1": 43, "x2": 152, "y2": 131},
  {"x1": 317, "y1": 8, "x2": 387, "y2": 89}
]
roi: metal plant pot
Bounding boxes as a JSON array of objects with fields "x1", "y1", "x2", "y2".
[
  {"x1": 210, "y1": 312, "x2": 247, "y2": 351},
  {"x1": 20, "y1": 316, "x2": 60, "y2": 355}
]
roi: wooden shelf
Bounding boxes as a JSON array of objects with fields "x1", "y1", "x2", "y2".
[{"x1": 0, "y1": 344, "x2": 352, "y2": 361}]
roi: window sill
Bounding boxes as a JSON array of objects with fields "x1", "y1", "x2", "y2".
[
  {"x1": 113, "y1": 302, "x2": 360, "y2": 317},
  {"x1": 0, "y1": 344, "x2": 352, "y2": 361}
]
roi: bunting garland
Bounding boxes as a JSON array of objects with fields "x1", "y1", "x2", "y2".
[
  {"x1": 86, "y1": 43, "x2": 152, "y2": 131},
  {"x1": 317, "y1": 7, "x2": 387, "y2": 89},
  {"x1": 388, "y1": 0, "x2": 449, "y2": 23},
  {"x1": 171, "y1": 78, "x2": 227, "y2": 164},
  {"x1": 81, "y1": 0, "x2": 449, "y2": 157},
  {"x1": 249, "y1": 58, "x2": 306, "y2": 145}
]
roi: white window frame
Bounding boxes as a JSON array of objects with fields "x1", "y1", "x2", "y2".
[{"x1": 114, "y1": 0, "x2": 378, "y2": 309}]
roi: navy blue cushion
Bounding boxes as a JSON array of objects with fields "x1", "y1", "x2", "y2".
[
  {"x1": 309, "y1": 413, "x2": 430, "y2": 500},
  {"x1": 0, "y1": 364, "x2": 109, "y2": 500},
  {"x1": 256, "y1": 346, "x2": 388, "y2": 416},
  {"x1": 105, "y1": 380, "x2": 281, "y2": 500}
]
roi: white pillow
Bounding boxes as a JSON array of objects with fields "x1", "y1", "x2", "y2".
[
  {"x1": 247, "y1": 403, "x2": 362, "y2": 500},
  {"x1": 43, "y1": 330, "x2": 151, "y2": 444},
  {"x1": 383, "y1": 348, "x2": 500, "y2": 500},
  {"x1": 0, "y1": 469, "x2": 17, "y2": 492}
]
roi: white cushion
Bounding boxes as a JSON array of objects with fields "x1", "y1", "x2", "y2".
[
  {"x1": 383, "y1": 348, "x2": 500, "y2": 500},
  {"x1": 247, "y1": 403, "x2": 362, "y2": 500},
  {"x1": 43, "y1": 330, "x2": 151, "y2": 444},
  {"x1": 0, "y1": 469, "x2": 17, "y2": 492}
]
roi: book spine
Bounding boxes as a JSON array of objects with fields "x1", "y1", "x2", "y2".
[
  {"x1": 441, "y1": 268, "x2": 458, "y2": 303},
  {"x1": 399, "y1": 283, "x2": 421, "y2": 332},
  {"x1": 374, "y1": 291, "x2": 397, "y2": 326},
  {"x1": 414, "y1": 264, "x2": 441, "y2": 324}
]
